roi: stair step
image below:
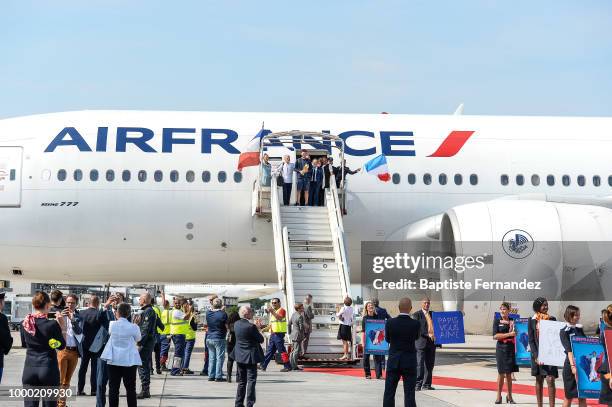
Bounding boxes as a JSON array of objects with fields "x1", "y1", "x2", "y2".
[
  {"x1": 288, "y1": 232, "x2": 334, "y2": 240},
  {"x1": 282, "y1": 218, "x2": 330, "y2": 226},
  {"x1": 290, "y1": 251, "x2": 335, "y2": 260},
  {"x1": 290, "y1": 263, "x2": 338, "y2": 271},
  {"x1": 280, "y1": 206, "x2": 327, "y2": 213},
  {"x1": 292, "y1": 276, "x2": 341, "y2": 285}
]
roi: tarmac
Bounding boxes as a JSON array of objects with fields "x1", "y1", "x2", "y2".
[{"x1": 1, "y1": 333, "x2": 609, "y2": 406}]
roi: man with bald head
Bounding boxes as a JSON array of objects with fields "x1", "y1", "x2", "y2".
[
  {"x1": 136, "y1": 292, "x2": 157, "y2": 399},
  {"x1": 383, "y1": 297, "x2": 420, "y2": 407}
]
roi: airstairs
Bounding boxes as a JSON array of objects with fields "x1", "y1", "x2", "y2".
[{"x1": 253, "y1": 131, "x2": 356, "y2": 361}]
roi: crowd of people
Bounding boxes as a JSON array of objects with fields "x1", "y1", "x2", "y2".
[
  {"x1": 261, "y1": 150, "x2": 360, "y2": 206},
  {"x1": 1, "y1": 288, "x2": 610, "y2": 407}
]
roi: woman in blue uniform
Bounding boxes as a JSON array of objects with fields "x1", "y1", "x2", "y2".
[
  {"x1": 528, "y1": 297, "x2": 558, "y2": 407},
  {"x1": 559, "y1": 305, "x2": 586, "y2": 407},
  {"x1": 599, "y1": 304, "x2": 612, "y2": 406},
  {"x1": 493, "y1": 302, "x2": 518, "y2": 404},
  {"x1": 21, "y1": 291, "x2": 66, "y2": 407}
]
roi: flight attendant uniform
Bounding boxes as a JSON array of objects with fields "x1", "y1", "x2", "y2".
[
  {"x1": 599, "y1": 326, "x2": 612, "y2": 405},
  {"x1": 559, "y1": 325, "x2": 585, "y2": 399},
  {"x1": 492, "y1": 317, "x2": 519, "y2": 374}
]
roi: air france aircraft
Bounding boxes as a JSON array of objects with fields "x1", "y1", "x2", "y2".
[{"x1": 1, "y1": 110, "x2": 611, "y2": 333}]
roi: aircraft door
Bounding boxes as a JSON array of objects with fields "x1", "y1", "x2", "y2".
[{"x1": 0, "y1": 147, "x2": 23, "y2": 207}]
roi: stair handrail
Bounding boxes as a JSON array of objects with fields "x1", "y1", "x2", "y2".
[
  {"x1": 328, "y1": 174, "x2": 351, "y2": 299},
  {"x1": 270, "y1": 175, "x2": 286, "y2": 291},
  {"x1": 251, "y1": 180, "x2": 259, "y2": 216},
  {"x1": 282, "y1": 226, "x2": 296, "y2": 317}
]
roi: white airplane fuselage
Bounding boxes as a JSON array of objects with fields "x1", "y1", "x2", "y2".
[{"x1": 1, "y1": 111, "x2": 611, "y2": 332}]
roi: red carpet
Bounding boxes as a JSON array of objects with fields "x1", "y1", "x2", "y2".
[{"x1": 304, "y1": 368, "x2": 608, "y2": 406}]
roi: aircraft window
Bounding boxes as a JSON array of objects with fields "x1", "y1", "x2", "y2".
[
  {"x1": 138, "y1": 170, "x2": 147, "y2": 182},
  {"x1": 392, "y1": 173, "x2": 400, "y2": 184},
  {"x1": 234, "y1": 171, "x2": 243, "y2": 183},
  {"x1": 154, "y1": 170, "x2": 163, "y2": 182},
  {"x1": 90, "y1": 170, "x2": 99, "y2": 182},
  {"x1": 122, "y1": 170, "x2": 131, "y2": 182},
  {"x1": 577, "y1": 175, "x2": 585, "y2": 186},
  {"x1": 106, "y1": 170, "x2": 115, "y2": 182},
  {"x1": 500, "y1": 174, "x2": 509, "y2": 186},
  {"x1": 202, "y1": 171, "x2": 211, "y2": 183},
  {"x1": 531, "y1": 174, "x2": 540, "y2": 186},
  {"x1": 470, "y1": 174, "x2": 478, "y2": 185},
  {"x1": 423, "y1": 173, "x2": 432, "y2": 185},
  {"x1": 407, "y1": 173, "x2": 416, "y2": 185},
  {"x1": 57, "y1": 169, "x2": 67, "y2": 181},
  {"x1": 593, "y1": 175, "x2": 601, "y2": 187},
  {"x1": 170, "y1": 170, "x2": 179, "y2": 182},
  {"x1": 562, "y1": 175, "x2": 570, "y2": 186},
  {"x1": 73, "y1": 169, "x2": 83, "y2": 182},
  {"x1": 186, "y1": 171, "x2": 195, "y2": 183},
  {"x1": 218, "y1": 171, "x2": 227, "y2": 183},
  {"x1": 516, "y1": 175, "x2": 524, "y2": 186},
  {"x1": 454, "y1": 174, "x2": 463, "y2": 185},
  {"x1": 41, "y1": 169, "x2": 51, "y2": 181},
  {"x1": 10, "y1": 169, "x2": 16, "y2": 181},
  {"x1": 438, "y1": 174, "x2": 447, "y2": 185},
  {"x1": 609, "y1": 176, "x2": 612, "y2": 186},
  {"x1": 546, "y1": 175, "x2": 555, "y2": 186}
]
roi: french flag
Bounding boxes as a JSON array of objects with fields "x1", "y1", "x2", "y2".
[
  {"x1": 237, "y1": 128, "x2": 266, "y2": 171},
  {"x1": 364, "y1": 154, "x2": 390, "y2": 182}
]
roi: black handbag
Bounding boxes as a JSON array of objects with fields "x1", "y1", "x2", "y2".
[{"x1": 276, "y1": 174, "x2": 284, "y2": 185}]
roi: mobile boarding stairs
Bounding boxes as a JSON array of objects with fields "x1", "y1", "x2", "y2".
[{"x1": 252, "y1": 131, "x2": 358, "y2": 363}]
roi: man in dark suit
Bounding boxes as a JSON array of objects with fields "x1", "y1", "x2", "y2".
[
  {"x1": 308, "y1": 159, "x2": 323, "y2": 206},
  {"x1": 230, "y1": 305, "x2": 265, "y2": 407},
  {"x1": 384, "y1": 297, "x2": 420, "y2": 407},
  {"x1": 412, "y1": 296, "x2": 436, "y2": 391},
  {"x1": 77, "y1": 295, "x2": 102, "y2": 396}
]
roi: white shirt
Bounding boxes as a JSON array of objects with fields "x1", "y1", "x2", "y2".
[
  {"x1": 173, "y1": 309, "x2": 185, "y2": 320},
  {"x1": 65, "y1": 315, "x2": 77, "y2": 347},
  {"x1": 277, "y1": 162, "x2": 295, "y2": 183},
  {"x1": 336, "y1": 305, "x2": 354, "y2": 326},
  {"x1": 101, "y1": 318, "x2": 142, "y2": 367}
]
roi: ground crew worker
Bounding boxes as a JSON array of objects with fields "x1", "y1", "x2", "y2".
[
  {"x1": 169, "y1": 296, "x2": 189, "y2": 376},
  {"x1": 182, "y1": 302, "x2": 197, "y2": 375},
  {"x1": 159, "y1": 298, "x2": 172, "y2": 372},
  {"x1": 151, "y1": 296, "x2": 164, "y2": 375},
  {"x1": 260, "y1": 297, "x2": 292, "y2": 372}
]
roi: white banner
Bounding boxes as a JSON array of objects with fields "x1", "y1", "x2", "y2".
[{"x1": 537, "y1": 319, "x2": 567, "y2": 367}]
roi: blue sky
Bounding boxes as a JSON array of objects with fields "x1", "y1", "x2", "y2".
[{"x1": 1, "y1": 1, "x2": 611, "y2": 119}]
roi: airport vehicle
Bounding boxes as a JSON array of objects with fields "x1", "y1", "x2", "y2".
[{"x1": 1, "y1": 110, "x2": 611, "y2": 353}]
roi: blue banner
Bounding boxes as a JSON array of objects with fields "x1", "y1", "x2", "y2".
[
  {"x1": 571, "y1": 336, "x2": 605, "y2": 399},
  {"x1": 514, "y1": 318, "x2": 531, "y2": 366},
  {"x1": 432, "y1": 311, "x2": 465, "y2": 344},
  {"x1": 364, "y1": 319, "x2": 389, "y2": 355}
]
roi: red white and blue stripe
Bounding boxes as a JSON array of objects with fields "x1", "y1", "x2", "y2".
[
  {"x1": 363, "y1": 154, "x2": 390, "y2": 182},
  {"x1": 237, "y1": 127, "x2": 266, "y2": 171}
]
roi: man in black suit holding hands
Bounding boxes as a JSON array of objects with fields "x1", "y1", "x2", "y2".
[
  {"x1": 77, "y1": 295, "x2": 102, "y2": 396},
  {"x1": 412, "y1": 296, "x2": 436, "y2": 391},
  {"x1": 383, "y1": 297, "x2": 420, "y2": 407},
  {"x1": 230, "y1": 305, "x2": 265, "y2": 407}
]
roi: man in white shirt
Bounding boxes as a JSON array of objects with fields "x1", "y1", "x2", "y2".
[
  {"x1": 58, "y1": 294, "x2": 83, "y2": 407},
  {"x1": 276, "y1": 155, "x2": 295, "y2": 206}
]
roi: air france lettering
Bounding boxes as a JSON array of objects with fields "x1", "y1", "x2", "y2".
[{"x1": 44, "y1": 127, "x2": 416, "y2": 157}]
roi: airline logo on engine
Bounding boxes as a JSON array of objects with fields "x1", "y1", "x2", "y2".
[{"x1": 502, "y1": 229, "x2": 534, "y2": 259}]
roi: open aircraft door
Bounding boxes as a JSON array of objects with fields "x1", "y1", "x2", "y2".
[{"x1": 0, "y1": 147, "x2": 23, "y2": 207}]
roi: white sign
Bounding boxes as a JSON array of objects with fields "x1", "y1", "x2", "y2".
[{"x1": 537, "y1": 319, "x2": 567, "y2": 367}]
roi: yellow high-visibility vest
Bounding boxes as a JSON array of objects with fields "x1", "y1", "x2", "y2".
[
  {"x1": 169, "y1": 308, "x2": 189, "y2": 336},
  {"x1": 185, "y1": 316, "x2": 196, "y2": 341},
  {"x1": 153, "y1": 305, "x2": 163, "y2": 334},
  {"x1": 269, "y1": 308, "x2": 287, "y2": 333},
  {"x1": 160, "y1": 308, "x2": 171, "y2": 335}
]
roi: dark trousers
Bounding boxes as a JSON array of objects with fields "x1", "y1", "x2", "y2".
[
  {"x1": 22, "y1": 358, "x2": 60, "y2": 407},
  {"x1": 153, "y1": 333, "x2": 161, "y2": 371},
  {"x1": 308, "y1": 182, "x2": 321, "y2": 206},
  {"x1": 108, "y1": 364, "x2": 137, "y2": 407},
  {"x1": 318, "y1": 186, "x2": 327, "y2": 206},
  {"x1": 416, "y1": 344, "x2": 436, "y2": 388},
  {"x1": 383, "y1": 366, "x2": 417, "y2": 407},
  {"x1": 282, "y1": 182, "x2": 292, "y2": 205},
  {"x1": 201, "y1": 333, "x2": 209, "y2": 374},
  {"x1": 95, "y1": 358, "x2": 109, "y2": 407},
  {"x1": 261, "y1": 332, "x2": 290, "y2": 369},
  {"x1": 363, "y1": 354, "x2": 385, "y2": 378},
  {"x1": 235, "y1": 363, "x2": 257, "y2": 407},
  {"x1": 77, "y1": 350, "x2": 98, "y2": 394},
  {"x1": 171, "y1": 334, "x2": 186, "y2": 375},
  {"x1": 183, "y1": 339, "x2": 195, "y2": 369},
  {"x1": 138, "y1": 346, "x2": 153, "y2": 390}
]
